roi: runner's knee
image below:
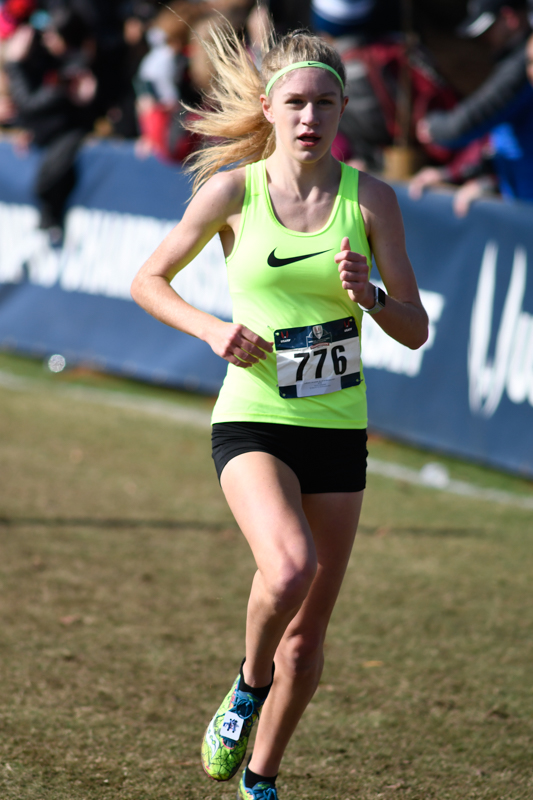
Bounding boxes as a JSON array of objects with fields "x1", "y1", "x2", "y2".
[{"x1": 265, "y1": 557, "x2": 317, "y2": 613}]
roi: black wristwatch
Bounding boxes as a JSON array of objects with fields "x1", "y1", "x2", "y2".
[{"x1": 364, "y1": 284, "x2": 387, "y2": 316}]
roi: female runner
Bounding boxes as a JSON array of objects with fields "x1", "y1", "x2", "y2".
[{"x1": 131, "y1": 26, "x2": 428, "y2": 800}]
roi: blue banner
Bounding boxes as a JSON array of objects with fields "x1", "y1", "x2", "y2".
[
  {"x1": 365, "y1": 189, "x2": 533, "y2": 478},
  {"x1": 0, "y1": 139, "x2": 532, "y2": 476},
  {"x1": 0, "y1": 140, "x2": 230, "y2": 393}
]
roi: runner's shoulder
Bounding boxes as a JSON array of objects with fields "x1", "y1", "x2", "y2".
[
  {"x1": 358, "y1": 171, "x2": 399, "y2": 213},
  {"x1": 197, "y1": 167, "x2": 247, "y2": 220}
]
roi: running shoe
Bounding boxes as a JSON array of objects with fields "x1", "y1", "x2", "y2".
[
  {"x1": 201, "y1": 673, "x2": 267, "y2": 781},
  {"x1": 237, "y1": 768, "x2": 279, "y2": 799}
]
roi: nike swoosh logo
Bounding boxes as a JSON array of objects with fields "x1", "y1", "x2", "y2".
[{"x1": 267, "y1": 248, "x2": 332, "y2": 267}]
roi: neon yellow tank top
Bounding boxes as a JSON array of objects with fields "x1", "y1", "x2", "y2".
[{"x1": 211, "y1": 159, "x2": 371, "y2": 429}]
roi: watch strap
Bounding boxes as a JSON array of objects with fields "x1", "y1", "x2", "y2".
[{"x1": 365, "y1": 285, "x2": 386, "y2": 316}]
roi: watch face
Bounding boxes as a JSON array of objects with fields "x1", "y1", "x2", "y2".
[{"x1": 377, "y1": 287, "x2": 386, "y2": 308}]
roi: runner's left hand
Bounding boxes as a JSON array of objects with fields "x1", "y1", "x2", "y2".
[{"x1": 335, "y1": 237, "x2": 373, "y2": 306}]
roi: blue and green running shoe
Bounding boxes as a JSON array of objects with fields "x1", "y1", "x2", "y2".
[
  {"x1": 237, "y1": 768, "x2": 278, "y2": 799},
  {"x1": 201, "y1": 674, "x2": 267, "y2": 781}
]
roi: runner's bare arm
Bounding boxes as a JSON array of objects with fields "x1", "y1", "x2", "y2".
[
  {"x1": 131, "y1": 169, "x2": 273, "y2": 367},
  {"x1": 336, "y1": 173, "x2": 428, "y2": 350}
]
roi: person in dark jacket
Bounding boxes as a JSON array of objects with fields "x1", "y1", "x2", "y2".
[
  {"x1": 416, "y1": 0, "x2": 533, "y2": 202},
  {"x1": 5, "y1": 8, "x2": 100, "y2": 243}
]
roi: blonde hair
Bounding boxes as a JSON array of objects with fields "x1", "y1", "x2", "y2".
[
  {"x1": 184, "y1": 25, "x2": 346, "y2": 194},
  {"x1": 151, "y1": 2, "x2": 209, "y2": 49}
]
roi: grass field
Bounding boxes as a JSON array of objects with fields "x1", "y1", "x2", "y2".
[{"x1": 1, "y1": 352, "x2": 532, "y2": 800}]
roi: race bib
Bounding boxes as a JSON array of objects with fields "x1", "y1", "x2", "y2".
[{"x1": 274, "y1": 317, "x2": 361, "y2": 399}]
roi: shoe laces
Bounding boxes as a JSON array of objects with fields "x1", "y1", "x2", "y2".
[
  {"x1": 252, "y1": 784, "x2": 277, "y2": 800},
  {"x1": 232, "y1": 691, "x2": 259, "y2": 720}
]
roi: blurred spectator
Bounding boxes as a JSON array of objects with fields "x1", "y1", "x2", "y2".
[
  {"x1": 311, "y1": 0, "x2": 401, "y2": 39},
  {"x1": 311, "y1": 0, "x2": 377, "y2": 38},
  {"x1": 0, "y1": 0, "x2": 35, "y2": 40},
  {"x1": 134, "y1": 0, "x2": 254, "y2": 163},
  {"x1": 210, "y1": 0, "x2": 254, "y2": 31},
  {"x1": 415, "y1": 0, "x2": 533, "y2": 203},
  {"x1": 311, "y1": 0, "x2": 386, "y2": 168},
  {"x1": 0, "y1": 0, "x2": 36, "y2": 125},
  {"x1": 4, "y1": 7, "x2": 101, "y2": 243},
  {"x1": 107, "y1": 1, "x2": 154, "y2": 137},
  {"x1": 312, "y1": 0, "x2": 462, "y2": 173},
  {"x1": 451, "y1": 173, "x2": 500, "y2": 216},
  {"x1": 263, "y1": 0, "x2": 310, "y2": 34},
  {"x1": 134, "y1": 1, "x2": 207, "y2": 162},
  {"x1": 409, "y1": 136, "x2": 499, "y2": 216},
  {"x1": 31, "y1": 1, "x2": 145, "y2": 138}
]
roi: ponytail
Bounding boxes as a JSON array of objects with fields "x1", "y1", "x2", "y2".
[
  {"x1": 184, "y1": 21, "x2": 274, "y2": 195},
  {"x1": 184, "y1": 24, "x2": 346, "y2": 194}
]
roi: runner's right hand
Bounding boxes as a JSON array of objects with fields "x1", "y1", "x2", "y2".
[{"x1": 206, "y1": 320, "x2": 273, "y2": 368}]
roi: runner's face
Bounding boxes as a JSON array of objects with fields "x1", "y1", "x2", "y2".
[{"x1": 261, "y1": 68, "x2": 347, "y2": 162}]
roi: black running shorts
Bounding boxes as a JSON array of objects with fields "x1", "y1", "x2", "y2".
[{"x1": 211, "y1": 421, "x2": 367, "y2": 494}]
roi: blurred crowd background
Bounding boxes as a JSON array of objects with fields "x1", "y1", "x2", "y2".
[{"x1": 0, "y1": 0, "x2": 532, "y2": 244}]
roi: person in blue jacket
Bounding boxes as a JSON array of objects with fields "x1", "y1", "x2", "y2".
[{"x1": 416, "y1": 0, "x2": 533, "y2": 202}]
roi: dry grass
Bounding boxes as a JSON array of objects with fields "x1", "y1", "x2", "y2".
[{"x1": 0, "y1": 355, "x2": 532, "y2": 799}]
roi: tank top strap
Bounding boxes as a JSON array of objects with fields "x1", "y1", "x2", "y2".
[
  {"x1": 337, "y1": 164, "x2": 367, "y2": 252},
  {"x1": 338, "y1": 162, "x2": 360, "y2": 204},
  {"x1": 241, "y1": 160, "x2": 266, "y2": 227},
  {"x1": 227, "y1": 162, "x2": 264, "y2": 264},
  {"x1": 249, "y1": 160, "x2": 265, "y2": 199}
]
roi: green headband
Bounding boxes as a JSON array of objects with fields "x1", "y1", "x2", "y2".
[{"x1": 265, "y1": 61, "x2": 345, "y2": 96}]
